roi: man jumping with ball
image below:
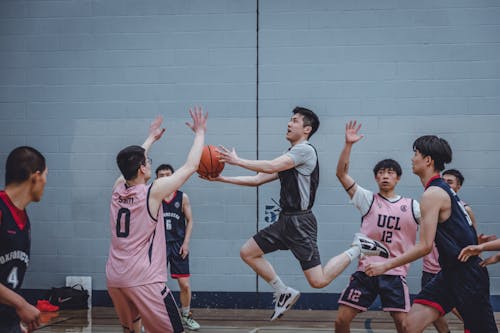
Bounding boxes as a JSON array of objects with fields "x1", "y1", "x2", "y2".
[{"x1": 204, "y1": 106, "x2": 388, "y2": 321}]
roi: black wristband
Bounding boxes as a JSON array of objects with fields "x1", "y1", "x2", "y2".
[{"x1": 345, "y1": 182, "x2": 356, "y2": 192}]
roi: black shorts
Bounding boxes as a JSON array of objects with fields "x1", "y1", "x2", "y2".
[
  {"x1": 415, "y1": 258, "x2": 497, "y2": 333},
  {"x1": 421, "y1": 270, "x2": 437, "y2": 289},
  {"x1": 253, "y1": 211, "x2": 321, "y2": 270},
  {"x1": 167, "y1": 240, "x2": 190, "y2": 278},
  {"x1": 338, "y1": 271, "x2": 410, "y2": 312},
  {"x1": 0, "y1": 321, "x2": 22, "y2": 333}
]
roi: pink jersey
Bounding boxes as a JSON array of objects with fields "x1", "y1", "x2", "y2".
[
  {"x1": 106, "y1": 183, "x2": 167, "y2": 287},
  {"x1": 422, "y1": 243, "x2": 441, "y2": 274},
  {"x1": 358, "y1": 194, "x2": 418, "y2": 276}
]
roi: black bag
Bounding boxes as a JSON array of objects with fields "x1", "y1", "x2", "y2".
[{"x1": 46, "y1": 284, "x2": 89, "y2": 310}]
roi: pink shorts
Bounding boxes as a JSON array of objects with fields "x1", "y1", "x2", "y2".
[{"x1": 107, "y1": 282, "x2": 183, "y2": 333}]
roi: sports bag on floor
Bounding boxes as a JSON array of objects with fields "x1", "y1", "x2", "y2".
[{"x1": 46, "y1": 284, "x2": 89, "y2": 309}]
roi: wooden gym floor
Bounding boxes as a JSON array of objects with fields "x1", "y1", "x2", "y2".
[{"x1": 36, "y1": 307, "x2": 500, "y2": 332}]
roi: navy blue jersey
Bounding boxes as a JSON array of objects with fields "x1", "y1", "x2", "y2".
[
  {"x1": 0, "y1": 191, "x2": 31, "y2": 323},
  {"x1": 162, "y1": 191, "x2": 186, "y2": 243},
  {"x1": 428, "y1": 177, "x2": 478, "y2": 269},
  {"x1": 278, "y1": 144, "x2": 319, "y2": 212}
]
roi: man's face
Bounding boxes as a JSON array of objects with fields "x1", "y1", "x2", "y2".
[
  {"x1": 375, "y1": 168, "x2": 400, "y2": 192},
  {"x1": 286, "y1": 113, "x2": 310, "y2": 142},
  {"x1": 411, "y1": 150, "x2": 426, "y2": 176},
  {"x1": 443, "y1": 174, "x2": 461, "y2": 192},
  {"x1": 157, "y1": 168, "x2": 173, "y2": 178}
]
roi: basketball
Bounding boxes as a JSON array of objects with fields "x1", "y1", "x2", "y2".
[{"x1": 197, "y1": 145, "x2": 224, "y2": 178}]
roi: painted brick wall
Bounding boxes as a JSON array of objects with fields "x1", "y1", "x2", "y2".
[{"x1": 0, "y1": 0, "x2": 499, "y2": 299}]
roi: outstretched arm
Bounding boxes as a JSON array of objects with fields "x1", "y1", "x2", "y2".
[
  {"x1": 208, "y1": 172, "x2": 278, "y2": 187},
  {"x1": 149, "y1": 107, "x2": 207, "y2": 211},
  {"x1": 216, "y1": 146, "x2": 294, "y2": 174},
  {"x1": 112, "y1": 115, "x2": 166, "y2": 190},
  {"x1": 458, "y1": 238, "x2": 500, "y2": 262},
  {"x1": 336, "y1": 120, "x2": 363, "y2": 198}
]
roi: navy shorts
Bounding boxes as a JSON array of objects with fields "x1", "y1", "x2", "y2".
[
  {"x1": 0, "y1": 321, "x2": 21, "y2": 333},
  {"x1": 253, "y1": 211, "x2": 321, "y2": 270},
  {"x1": 421, "y1": 270, "x2": 437, "y2": 289},
  {"x1": 338, "y1": 271, "x2": 411, "y2": 312},
  {"x1": 415, "y1": 257, "x2": 497, "y2": 333},
  {"x1": 166, "y1": 241, "x2": 190, "y2": 278}
]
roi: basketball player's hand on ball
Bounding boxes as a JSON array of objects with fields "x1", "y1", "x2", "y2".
[
  {"x1": 217, "y1": 145, "x2": 239, "y2": 165},
  {"x1": 479, "y1": 253, "x2": 500, "y2": 267},
  {"x1": 186, "y1": 106, "x2": 208, "y2": 134},
  {"x1": 149, "y1": 115, "x2": 166, "y2": 142},
  {"x1": 458, "y1": 244, "x2": 482, "y2": 262}
]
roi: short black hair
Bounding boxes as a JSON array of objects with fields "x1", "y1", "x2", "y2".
[
  {"x1": 412, "y1": 135, "x2": 452, "y2": 172},
  {"x1": 292, "y1": 106, "x2": 320, "y2": 139},
  {"x1": 443, "y1": 169, "x2": 464, "y2": 186},
  {"x1": 373, "y1": 159, "x2": 402, "y2": 177},
  {"x1": 116, "y1": 145, "x2": 146, "y2": 181},
  {"x1": 5, "y1": 146, "x2": 46, "y2": 185},
  {"x1": 155, "y1": 164, "x2": 174, "y2": 176}
]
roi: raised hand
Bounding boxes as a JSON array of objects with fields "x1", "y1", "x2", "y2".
[
  {"x1": 149, "y1": 115, "x2": 166, "y2": 142},
  {"x1": 345, "y1": 120, "x2": 364, "y2": 145},
  {"x1": 185, "y1": 106, "x2": 207, "y2": 134}
]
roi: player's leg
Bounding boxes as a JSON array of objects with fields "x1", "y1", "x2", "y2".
[
  {"x1": 240, "y1": 237, "x2": 277, "y2": 282},
  {"x1": 303, "y1": 233, "x2": 389, "y2": 289},
  {"x1": 334, "y1": 305, "x2": 361, "y2": 333},
  {"x1": 303, "y1": 254, "x2": 350, "y2": 289},
  {"x1": 336, "y1": 271, "x2": 377, "y2": 332},
  {"x1": 403, "y1": 303, "x2": 441, "y2": 333},
  {"x1": 107, "y1": 287, "x2": 140, "y2": 333},
  {"x1": 421, "y1": 271, "x2": 451, "y2": 333},
  {"x1": 389, "y1": 312, "x2": 406, "y2": 333},
  {"x1": 127, "y1": 283, "x2": 183, "y2": 333},
  {"x1": 177, "y1": 277, "x2": 200, "y2": 331}
]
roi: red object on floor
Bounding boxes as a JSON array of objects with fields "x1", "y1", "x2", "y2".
[{"x1": 36, "y1": 300, "x2": 59, "y2": 312}]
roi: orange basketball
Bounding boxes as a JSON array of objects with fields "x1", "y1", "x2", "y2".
[{"x1": 197, "y1": 145, "x2": 224, "y2": 178}]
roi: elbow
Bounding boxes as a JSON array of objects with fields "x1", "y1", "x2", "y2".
[{"x1": 422, "y1": 243, "x2": 433, "y2": 255}]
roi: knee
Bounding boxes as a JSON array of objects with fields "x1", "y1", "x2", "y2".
[
  {"x1": 178, "y1": 280, "x2": 191, "y2": 292},
  {"x1": 307, "y1": 278, "x2": 327, "y2": 289},
  {"x1": 240, "y1": 245, "x2": 257, "y2": 263}
]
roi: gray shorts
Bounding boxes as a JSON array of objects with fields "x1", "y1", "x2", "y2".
[{"x1": 253, "y1": 210, "x2": 321, "y2": 270}]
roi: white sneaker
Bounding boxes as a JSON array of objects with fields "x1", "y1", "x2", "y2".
[
  {"x1": 181, "y1": 311, "x2": 201, "y2": 331},
  {"x1": 352, "y1": 233, "x2": 389, "y2": 258},
  {"x1": 270, "y1": 287, "x2": 300, "y2": 321}
]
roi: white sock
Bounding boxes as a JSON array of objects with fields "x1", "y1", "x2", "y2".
[
  {"x1": 269, "y1": 276, "x2": 287, "y2": 293},
  {"x1": 181, "y1": 307, "x2": 190, "y2": 316},
  {"x1": 344, "y1": 246, "x2": 361, "y2": 262}
]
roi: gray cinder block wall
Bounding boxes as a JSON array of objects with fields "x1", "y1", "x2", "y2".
[{"x1": 0, "y1": 0, "x2": 499, "y2": 299}]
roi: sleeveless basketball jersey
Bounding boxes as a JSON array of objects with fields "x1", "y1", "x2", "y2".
[
  {"x1": 278, "y1": 144, "x2": 319, "y2": 212},
  {"x1": 427, "y1": 177, "x2": 478, "y2": 269},
  {"x1": 358, "y1": 194, "x2": 418, "y2": 276},
  {"x1": 0, "y1": 191, "x2": 30, "y2": 323},
  {"x1": 422, "y1": 243, "x2": 441, "y2": 274},
  {"x1": 162, "y1": 191, "x2": 185, "y2": 242},
  {"x1": 106, "y1": 183, "x2": 167, "y2": 288}
]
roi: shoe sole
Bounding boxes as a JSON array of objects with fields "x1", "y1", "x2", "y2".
[{"x1": 270, "y1": 292, "x2": 301, "y2": 321}]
